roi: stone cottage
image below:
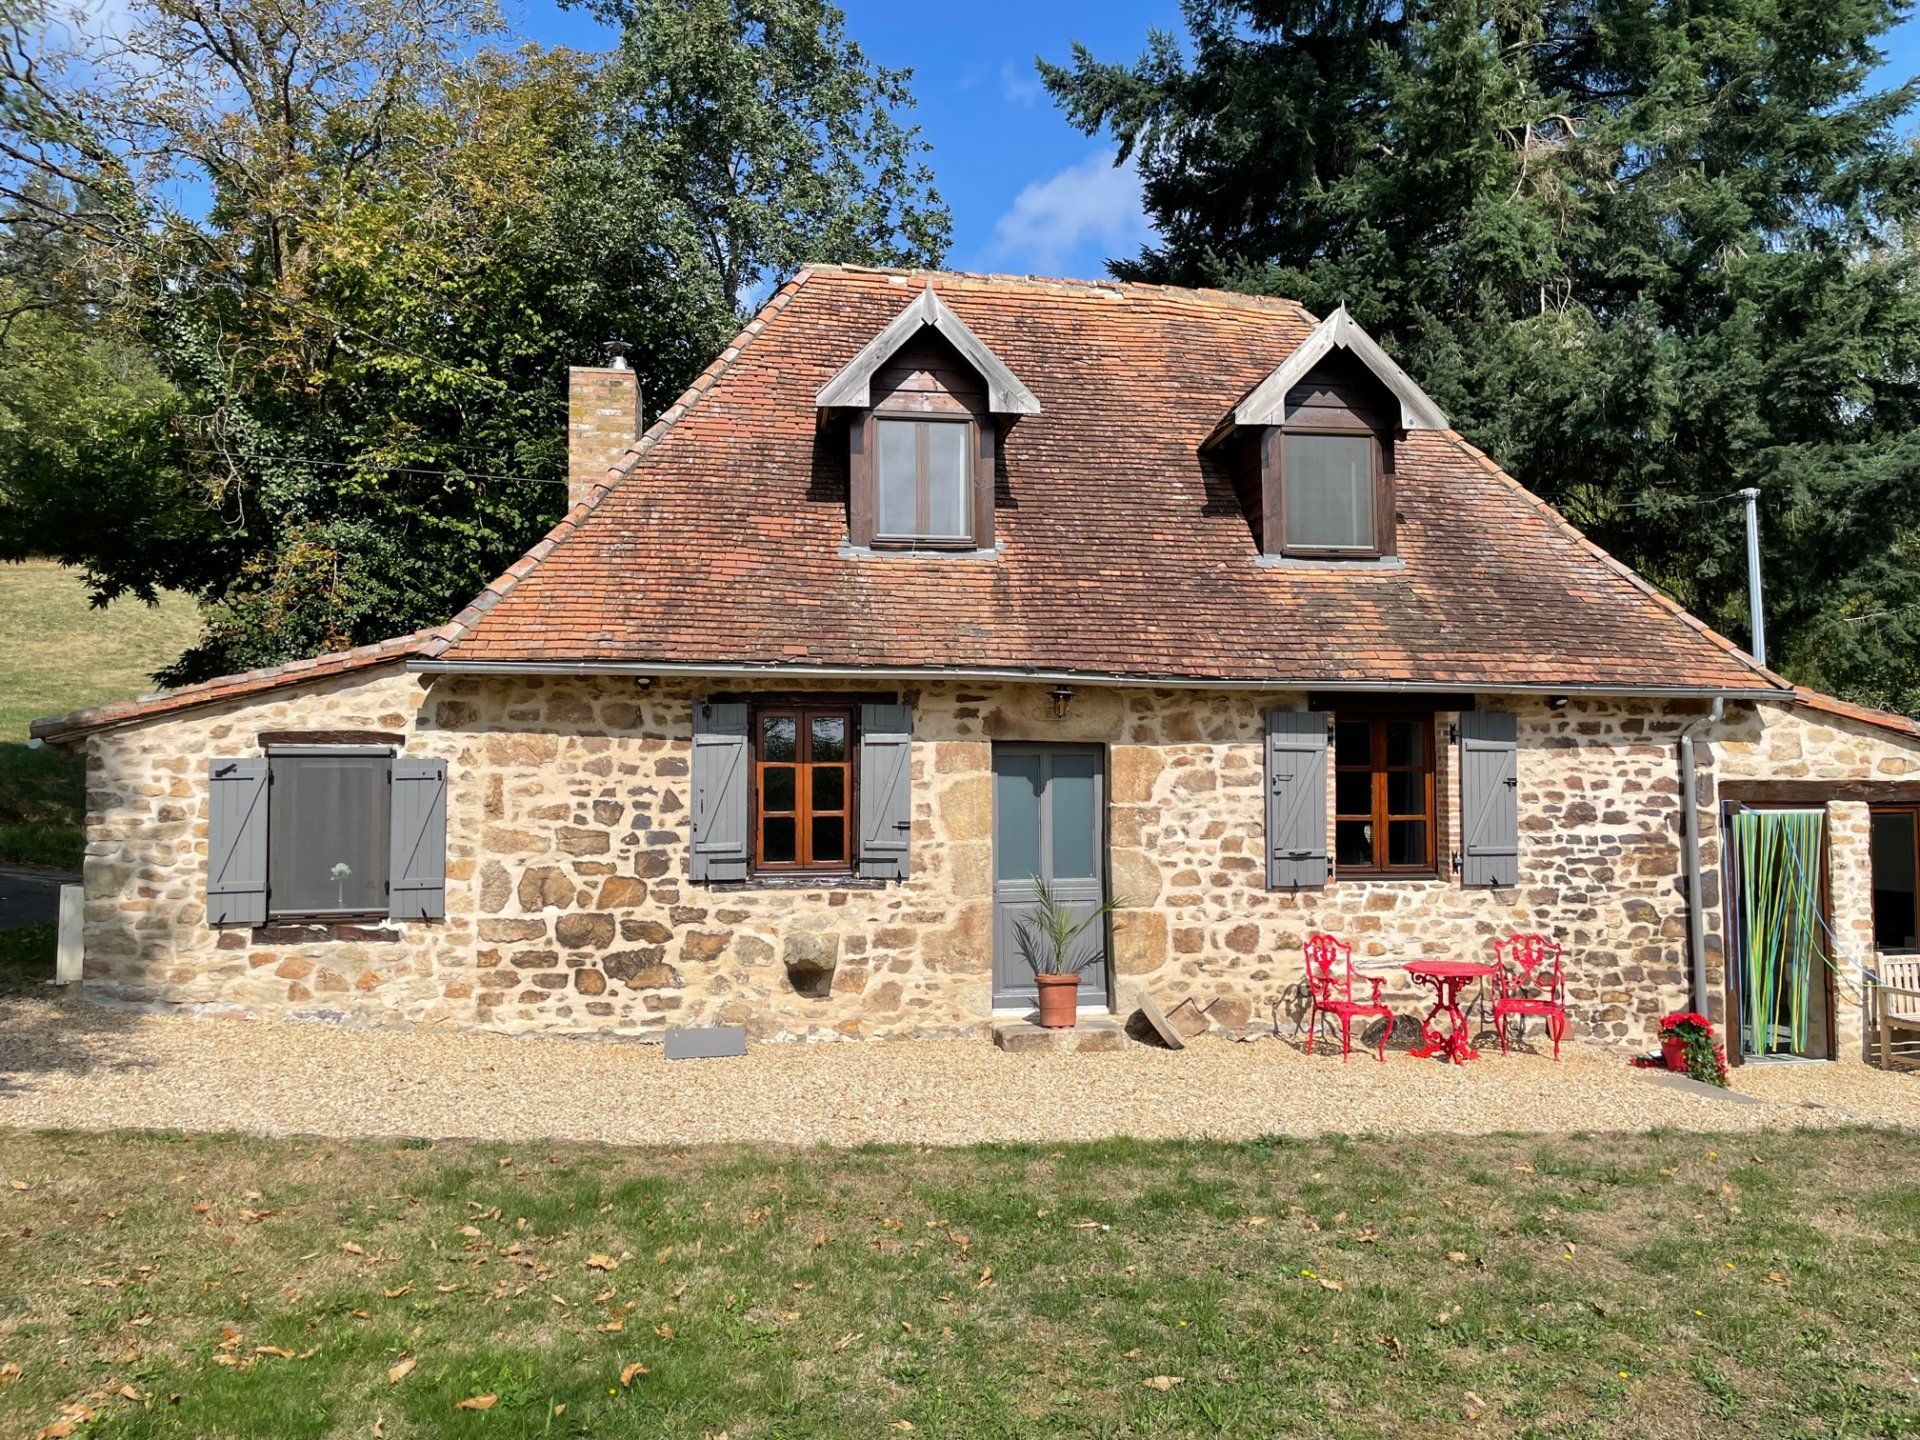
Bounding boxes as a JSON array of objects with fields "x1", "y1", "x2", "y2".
[{"x1": 32, "y1": 266, "x2": 1920, "y2": 1063}]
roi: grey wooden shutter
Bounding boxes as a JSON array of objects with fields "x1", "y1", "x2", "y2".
[
  {"x1": 207, "y1": 757, "x2": 269, "y2": 926},
  {"x1": 388, "y1": 758, "x2": 448, "y2": 920},
  {"x1": 691, "y1": 701, "x2": 750, "y2": 882},
  {"x1": 858, "y1": 702, "x2": 913, "y2": 880},
  {"x1": 1459, "y1": 710, "x2": 1520, "y2": 887},
  {"x1": 1265, "y1": 710, "x2": 1328, "y2": 889}
]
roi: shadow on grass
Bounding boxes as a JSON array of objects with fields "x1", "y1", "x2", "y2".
[{"x1": 0, "y1": 741, "x2": 83, "y2": 869}]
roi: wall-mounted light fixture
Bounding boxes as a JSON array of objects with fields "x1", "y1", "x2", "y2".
[
  {"x1": 1048, "y1": 684, "x2": 1074, "y2": 719},
  {"x1": 1547, "y1": 695, "x2": 1569, "y2": 712}
]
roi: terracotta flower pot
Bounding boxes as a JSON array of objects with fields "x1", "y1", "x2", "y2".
[
  {"x1": 1034, "y1": 972, "x2": 1081, "y2": 1029},
  {"x1": 1662, "y1": 1035, "x2": 1688, "y2": 1073}
]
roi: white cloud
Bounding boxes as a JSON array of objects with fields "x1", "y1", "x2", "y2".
[
  {"x1": 1000, "y1": 60, "x2": 1043, "y2": 107},
  {"x1": 985, "y1": 149, "x2": 1153, "y2": 278}
]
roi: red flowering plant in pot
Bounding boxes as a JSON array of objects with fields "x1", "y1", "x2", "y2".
[
  {"x1": 1657, "y1": 1011, "x2": 1731, "y2": 1087},
  {"x1": 1019, "y1": 876, "x2": 1129, "y2": 1029}
]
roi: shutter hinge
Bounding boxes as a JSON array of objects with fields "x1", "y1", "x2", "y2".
[
  {"x1": 1451, "y1": 849, "x2": 1461, "y2": 874},
  {"x1": 1448, "y1": 722, "x2": 1460, "y2": 744}
]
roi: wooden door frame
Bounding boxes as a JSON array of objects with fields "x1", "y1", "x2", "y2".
[
  {"x1": 1718, "y1": 800, "x2": 1838, "y2": 1064},
  {"x1": 990, "y1": 741, "x2": 1111, "y2": 1011}
]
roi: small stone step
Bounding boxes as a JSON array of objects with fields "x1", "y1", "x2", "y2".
[{"x1": 991, "y1": 1015, "x2": 1131, "y2": 1054}]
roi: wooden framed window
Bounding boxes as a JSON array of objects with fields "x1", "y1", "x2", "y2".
[
  {"x1": 1333, "y1": 714, "x2": 1436, "y2": 876},
  {"x1": 752, "y1": 707, "x2": 855, "y2": 872},
  {"x1": 265, "y1": 748, "x2": 392, "y2": 920},
  {"x1": 1277, "y1": 429, "x2": 1385, "y2": 557},
  {"x1": 871, "y1": 415, "x2": 974, "y2": 546},
  {"x1": 1249, "y1": 355, "x2": 1399, "y2": 559},
  {"x1": 1871, "y1": 806, "x2": 1920, "y2": 953}
]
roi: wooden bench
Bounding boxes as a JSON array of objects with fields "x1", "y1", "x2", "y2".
[{"x1": 1873, "y1": 956, "x2": 1920, "y2": 1070}]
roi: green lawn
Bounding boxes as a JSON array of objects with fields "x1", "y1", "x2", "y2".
[
  {"x1": 0, "y1": 561, "x2": 200, "y2": 869},
  {"x1": 0, "y1": 1127, "x2": 1914, "y2": 1439},
  {"x1": 0, "y1": 923, "x2": 54, "y2": 979}
]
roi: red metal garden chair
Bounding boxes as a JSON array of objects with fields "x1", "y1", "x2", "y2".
[
  {"x1": 1304, "y1": 933, "x2": 1395, "y2": 1062},
  {"x1": 1492, "y1": 933, "x2": 1568, "y2": 1059}
]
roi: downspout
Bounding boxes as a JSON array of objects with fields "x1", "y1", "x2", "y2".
[{"x1": 1680, "y1": 698, "x2": 1726, "y2": 1015}]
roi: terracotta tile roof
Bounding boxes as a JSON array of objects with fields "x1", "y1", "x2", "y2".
[
  {"x1": 30, "y1": 627, "x2": 445, "y2": 744},
  {"x1": 37, "y1": 265, "x2": 1795, "y2": 743},
  {"x1": 434, "y1": 265, "x2": 1784, "y2": 693},
  {"x1": 1787, "y1": 685, "x2": 1920, "y2": 741}
]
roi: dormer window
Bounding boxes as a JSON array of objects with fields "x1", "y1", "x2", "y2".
[
  {"x1": 1280, "y1": 431, "x2": 1379, "y2": 556},
  {"x1": 1219, "y1": 305, "x2": 1447, "y2": 564},
  {"x1": 817, "y1": 283, "x2": 1039, "y2": 554},
  {"x1": 875, "y1": 416, "x2": 973, "y2": 544}
]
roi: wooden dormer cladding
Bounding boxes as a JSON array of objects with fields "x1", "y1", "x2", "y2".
[
  {"x1": 818, "y1": 283, "x2": 1037, "y2": 552},
  {"x1": 1220, "y1": 306, "x2": 1448, "y2": 561},
  {"x1": 848, "y1": 332, "x2": 997, "y2": 549},
  {"x1": 1224, "y1": 352, "x2": 1399, "y2": 558},
  {"x1": 1273, "y1": 351, "x2": 1398, "y2": 557}
]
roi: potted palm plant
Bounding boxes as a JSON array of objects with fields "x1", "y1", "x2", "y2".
[{"x1": 1020, "y1": 876, "x2": 1127, "y2": 1029}]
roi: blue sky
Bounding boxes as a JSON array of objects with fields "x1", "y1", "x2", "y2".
[
  {"x1": 510, "y1": 0, "x2": 1170, "y2": 280},
  {"x1": 504, "y1": 0, "x2": 1920, "y2": 285}
]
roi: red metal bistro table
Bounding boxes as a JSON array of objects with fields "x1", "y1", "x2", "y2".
[{"x1": 1404, "y1": 960, "x2": 1499, "y2": 1064}]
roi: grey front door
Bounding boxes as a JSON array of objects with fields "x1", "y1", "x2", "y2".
[{"x1": 992, "y1": 743, "x2": 1108, "y2": 1010}]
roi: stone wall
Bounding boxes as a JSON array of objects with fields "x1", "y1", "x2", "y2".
[
  {"x1": 1708, "y1": 700, "x2": 1920, "y2": 1059},
  {"x1": 75, "y1": 671, "x2": 1920, "y2": 1055}
]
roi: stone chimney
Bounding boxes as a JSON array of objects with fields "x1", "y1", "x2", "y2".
[{"x1": 568, "y1": 342, "x2": 642, "y2": 509}]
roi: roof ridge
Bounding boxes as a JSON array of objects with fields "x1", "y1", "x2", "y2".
[
  {"x1": 30, "y1": 624, "x2": 449, "y2": 743},
  {"x1": 1436, "y1": 429, "x2": 1789, "y2": 693},
  {"x1": 803, "y1": 262, "x2": 1315, "y2": 316},
  {"x1": 422, "y1": 267, "x2": 823, "y2": 658}
]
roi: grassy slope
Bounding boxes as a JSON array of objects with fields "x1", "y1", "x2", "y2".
[
  {"x1": 0, "y1": 562, "x2": 200, "y2": 868},
  {"x1": 0, "y1": 1127, "x2": 1914, "y2": 1438}
]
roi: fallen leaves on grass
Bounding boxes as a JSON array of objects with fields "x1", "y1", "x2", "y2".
[
  {"x1": 35, "y1": 1403, "x2": 93, "y2": 1438},
  {"x1": 586, "y1": 1254, "x2": 620, "y2": 1272},
  {"x1": 386, "y1": 1357, "x2": 416, "y2": 1385},
  {"x1": 887, "y1": 1421, "x2": 915, "y2": 1432},
  {"x1": 1317, "y1": 1278, "x2": 1346, "y2": 1292},
  {"x1": 1143, "y1": 1376, "x2": 1184, "y2": 1391},
  {"x1": 453, "y1": 1394, "x2": 496, "y2": 1411},
  {"x1": 0, "y1": 1363, "x2": 21, "y2": 1384},
  {"x1": 619, "y1": 1362, "x2": 648, "y2": 1387},
  {"x1": 341, "y1": 1242, "x2": 365, "y2": 1256},
  {"x1": 253, "y1": 1346, "x2": 295, "y2": 1359}
]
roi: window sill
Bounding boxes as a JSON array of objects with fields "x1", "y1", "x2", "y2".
[
  {"x1": 708, "y1": 874, "x2": 890, "y2": 892},
  {"x1": 840, "y1": 541, "x2": 1003, "y2": 561},
  {"x1": 252, "y1": 920, "x2": 405, "y2": 944},
  {"x1": 1334, "y1": 871, "x2": 1445, "y2": 884},
  {"x1": 1257, "y1": 554, "x2": 1403, "y2": 570}
]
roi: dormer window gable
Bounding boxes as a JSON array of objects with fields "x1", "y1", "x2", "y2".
[
  {"x1": 1216, "y1": 307, "x2": 1448, "y2": 563},
  {"x1": 817, "y1": 285, "x2": 1038, "y2": 553}
]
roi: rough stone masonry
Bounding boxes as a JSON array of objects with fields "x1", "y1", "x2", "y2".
[{"x1": 72, "y1": 668, "x2": 1920, "y2": 1055}]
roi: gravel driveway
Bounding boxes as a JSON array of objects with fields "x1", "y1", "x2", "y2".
[{"x1": 0, "y1": 985, "x2": 1912, "y2": 1147}]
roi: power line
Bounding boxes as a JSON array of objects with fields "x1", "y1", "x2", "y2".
[
  {"x1": 4, "y1": 191, "x2": 503, "y2": 389},
  {"x1": 1575, "y1": 488, "x2": 1748, "y2": 514},
  {"x1": 179, "y1": 447, "x2": 568, "y2": 487}
]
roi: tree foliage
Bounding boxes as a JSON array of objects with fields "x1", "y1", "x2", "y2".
[
  {"x1": 0, "y1": 0, "x2": 946, "y2": 683},
  {"x1": 1045, "y1": 0, "x2": 1920, "y2": 711}
]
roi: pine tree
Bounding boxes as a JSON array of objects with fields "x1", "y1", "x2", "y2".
[{"x1": 1044, "y1": 0, "x2": 1920, "y2": 709}]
